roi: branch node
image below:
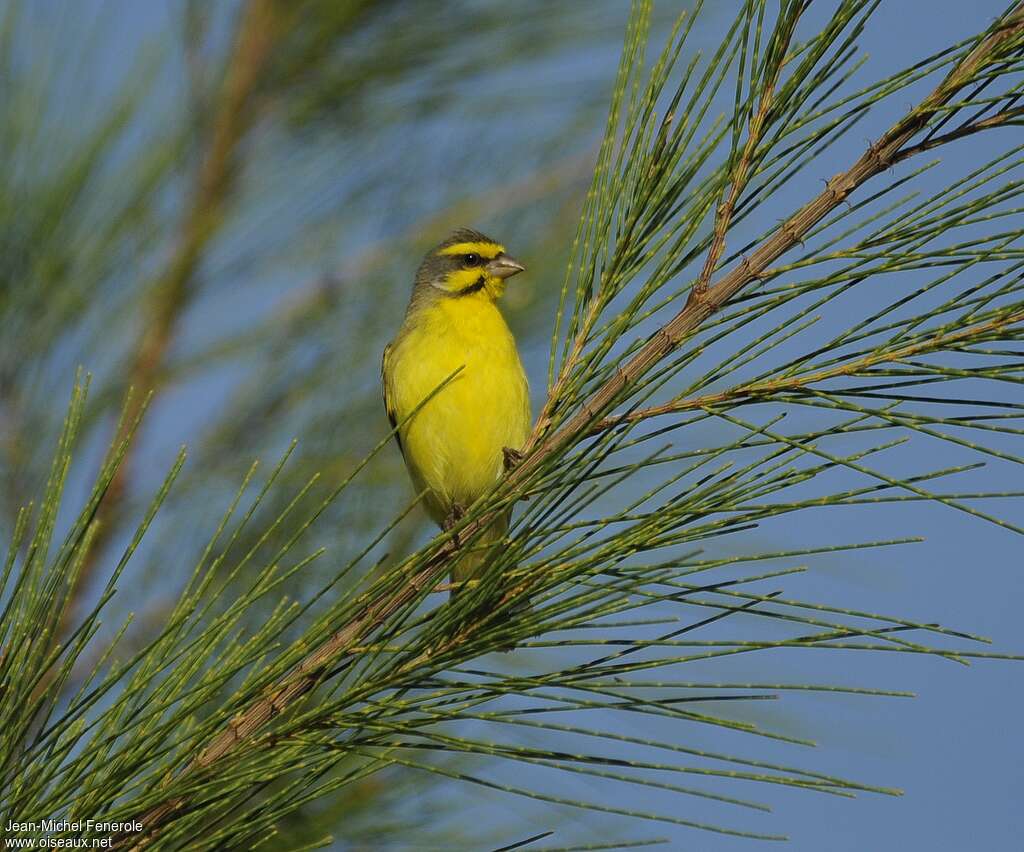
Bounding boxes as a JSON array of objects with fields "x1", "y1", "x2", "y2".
[
  {"x1": 866, "y1": 138, "x2": 894, "y2": 172},
  {"x1": 655, "y1": 324, "x2": 683, "y2": 350},
  {"x1": 823, "y1": 175, "x2": 848, "y2": 204},
  {"x1": 739, "y1": 255, "x2": 766, "y2": 282},
  {"x1": 779, "y1": 218, "x2": 806, "y2": 250},
  {"x1": 581, "y1": 399, "x2": 600, "y2": 422}
]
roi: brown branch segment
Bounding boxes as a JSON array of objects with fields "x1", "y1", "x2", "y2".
[
  {"x1": 63, "y1": 0, "x2": 280, "y2": 636},
  {"x1": 116, "y1": 0, "x2": 279, "y2": 496},
  {"x1": 593, "y1": 309, "x2": 1024, "y2": 431},
  {"x1": 691, "y1": 6, "x2": 801, "y2": 298}
]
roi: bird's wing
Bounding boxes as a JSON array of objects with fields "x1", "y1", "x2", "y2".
[{"x1": 381, "y1": 342, "x2": 406, "y2": 462}]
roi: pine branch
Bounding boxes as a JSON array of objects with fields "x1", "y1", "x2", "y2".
[
  {"x1": 110, "y1": 4, "x2": 1024, "y2": 846},
  {"x1": 534, "y1": 2, "x2": 1024, "y2": 466},
  {"x1": 692, "y1": 0, "x2": 804, "y2": 298},
  {"x1": 594, "y1": 307, "x2": 1024, "y2": 429}
]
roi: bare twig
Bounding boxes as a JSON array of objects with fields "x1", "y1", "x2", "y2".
[
  {"x1": 891, "y1": 105, "x2": 1024, "y2": 163},
  {"x1": 593, "y1": 309, "x2": 1024, "y2": 431},
  {"x1": 691, "y1": 4, "x2": 801, "y2": 299}
]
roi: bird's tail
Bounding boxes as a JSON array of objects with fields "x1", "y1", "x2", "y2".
[
  {"x1": 450, "y1": 509, "x2": 510, "y2": 600},
  {"x1": 449, "y1": 510, "x2": 528, "y2": 649}
]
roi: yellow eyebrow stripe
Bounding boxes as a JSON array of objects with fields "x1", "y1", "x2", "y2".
[{"x1": 438, "y1": 241, "x2": 504, "y2": 258}]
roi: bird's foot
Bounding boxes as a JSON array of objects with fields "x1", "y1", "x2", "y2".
[
  {"x1": 443, "y1": 504, "x2": 466, "y2": 545},
  {"x1": 502, "y1": 446, "x2": 524, "y2": 472}
]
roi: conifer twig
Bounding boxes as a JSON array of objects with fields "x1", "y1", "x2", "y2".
[
  {"x1": 113, "y1": 5, "x2": 1024, "y2": 846},
  {"x1": 592, "y1": 308, "x2": 1024, "y2": 430},
  {"x1": 691, "y1": 0, "x2": 802, "y2": 299}
]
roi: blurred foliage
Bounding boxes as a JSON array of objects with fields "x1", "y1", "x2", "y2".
[{"x1": 0, "y1": 0, "x2": 642, "y2": 846}]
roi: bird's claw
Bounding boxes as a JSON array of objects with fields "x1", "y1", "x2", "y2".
[
  {"x1": 502, "y1": 446, "x2": 524, "y2": 472},
  {"x1": 443, "y1": 504, "x2": 465, "y2": 544}
]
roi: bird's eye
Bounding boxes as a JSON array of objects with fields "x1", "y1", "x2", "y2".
[{"x1": 463, "y1": 253, "x2": 481, "y2": 267}]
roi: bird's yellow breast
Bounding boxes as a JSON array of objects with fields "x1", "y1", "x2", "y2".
[{"x1": 385, "y1": 290, "x2": 531, "y2": 524}]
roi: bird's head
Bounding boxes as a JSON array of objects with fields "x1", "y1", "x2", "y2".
[{"x1": 416, "y1": 227, "x2": 525, "y2": 300}]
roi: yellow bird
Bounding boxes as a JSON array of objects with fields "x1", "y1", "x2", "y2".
[{"x1": 382, "y1": 228, "x2": 531, "y2": 597}]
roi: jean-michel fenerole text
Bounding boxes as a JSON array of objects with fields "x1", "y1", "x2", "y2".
[{"x1": 4, "y1": 819, "x2": 143, "y2": 835}]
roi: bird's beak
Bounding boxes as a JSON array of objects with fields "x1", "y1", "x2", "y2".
[{"x1": 487, "y1": 254, "x2": 526, "y2": 280}]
